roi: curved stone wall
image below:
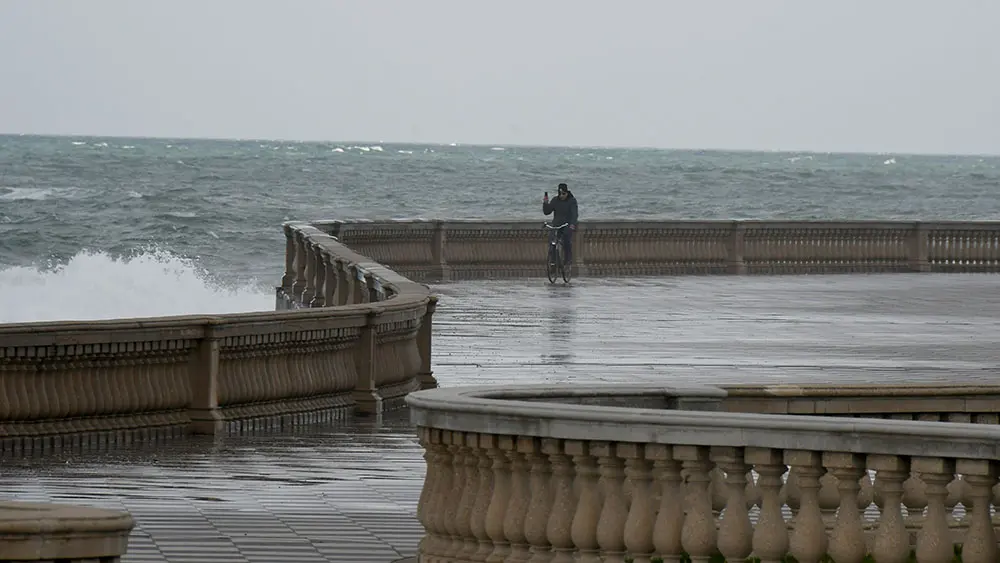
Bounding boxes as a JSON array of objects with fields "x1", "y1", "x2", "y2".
[
  {"x1": 320, "y1": 219, "x2": 1000, "y2": 280},
  {"x1": 0, "y1": 221, "x2": 436, "y2": 453},
  {"x1": 407, "y1": 383, "x2": 1000, "y2": 563}
]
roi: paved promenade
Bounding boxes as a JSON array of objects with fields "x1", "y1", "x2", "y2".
[{"x1": 3, "y1": 273, "x2": 999, "y2": 562}]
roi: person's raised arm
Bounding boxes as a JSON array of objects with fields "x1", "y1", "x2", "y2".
[{"x1": 542, "y1": 191, "x2": 553, "y2": 215}]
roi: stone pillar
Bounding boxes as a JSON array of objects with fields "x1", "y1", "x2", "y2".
[
  {"x1": 322, "y1": 254, "x2": 336, "y2": 307},
  {"x1": 309, "y1": 241, "x2": 326, "y2": 307},
  {"x1": 292, "y1": 230, "x2": 308, "y2": 302},
  {"x1": 365, "y1": 273, "x2": 379, "y2": 303},
  {"x1": 336, "y1": 259, "x2": 350, "y2": 305},
  {"x1": 280, "y1": 223, "x2": 296, "y2": 289},
  {"x1": 188, "y1": 327, "x2": 222, "y2": 435},
  {"x1": 417, "y1": 295, "x2": 439, "y2": 390},
  {"x1": 353, "y1": 266, "x2": 368, "y2": 304},
  {"x1": 727, "y1": 221, "x2": 747, "y2": 275},
  {"x1": 353, "y1": 308, "x2": 383, "y2": 415},
  {"x1": 909, "y1": 222, "x2": 930, "y2": 272},
  {"x1": 573, "y1": 224, "x2": 589, "y2": 278},
  {"x1": 431, "y1": 220, "x2": 452, "y2": 282},
  {"x1": 301, "y1": 240, "x2": 316, "y2": 306}
]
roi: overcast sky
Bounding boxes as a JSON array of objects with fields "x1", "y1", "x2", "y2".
[{"x1": 1, "y1": 1, "x2": 998, "y2": 154}]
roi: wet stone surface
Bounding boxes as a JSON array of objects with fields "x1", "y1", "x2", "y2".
[{"x1": 3, "y1": 273, "x2": 1000, "y2": 562}]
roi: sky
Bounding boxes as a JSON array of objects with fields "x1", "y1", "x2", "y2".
[{"x1": 1, "y1": 1, "x2": 998, "y2": 155}]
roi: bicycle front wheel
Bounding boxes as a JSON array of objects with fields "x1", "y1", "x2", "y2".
[{"x1": 546, "y1": 245, "x2": 560, "y2": 284}]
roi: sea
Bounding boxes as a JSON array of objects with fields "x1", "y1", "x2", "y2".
[{"x1": 2, "y1": 134, "x2": 999, "y2": 324}]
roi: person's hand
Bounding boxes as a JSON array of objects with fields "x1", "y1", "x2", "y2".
[
  {"x1": 543, "y1": 194, "x2": 549, "y2": 204},
  {"x1": 569, "y1": 224, "x2": 576, "y2": 231}
]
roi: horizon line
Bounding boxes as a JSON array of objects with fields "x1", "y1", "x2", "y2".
[{"x1": 2, "y1": 131, "x2": 998, "y2": 159}]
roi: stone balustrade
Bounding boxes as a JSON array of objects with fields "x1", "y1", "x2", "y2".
[
  {"x1": 0, "y1": 502, "x2": 134, "y2": 562},
  {"x1": 0, "y1": 221, "x2": 436, "y2": 454},
  {"x1": 317, "y1": 219, "x2": 1000, "y2": 280},
  {"x1": 723, "y1": 384, "x2": 1000, "y2": 423},
  {"x1": 407, "y1": 384, "x2": 1000, "y2": 563}
]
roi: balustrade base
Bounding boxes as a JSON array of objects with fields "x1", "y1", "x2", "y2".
[
  {"x1": 353, "y1": 389, "x2": 384, "y2": 416},
  {"x1": 0, "y1": 413, "x2": 189, "y2": 456},
  {"x1": 220, "y1": 392, "x2": 355, "y2": 434},
  {"x1": 418, "y1": 371, "x2": 439, "y2": 390},
  {"x1": 0, "y1": 501, "x2": 134, "y2": 562}
]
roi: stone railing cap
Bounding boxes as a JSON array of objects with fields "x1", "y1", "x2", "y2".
[
  {"x1": 407, "y1": 384, "x2": 1000, "y2": 461},
  {"x1": 0, "y1": 501, "x2": 134, "y2": 559}
]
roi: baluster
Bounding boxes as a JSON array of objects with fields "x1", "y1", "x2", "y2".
[
  {"x1": 292, "y1": 230, "x2": 307, "y2": 300},
  {"x1": 825, "y1": 452, "x2": 868, "y2": 563},
  {"x1": 592, "y1": 442, "x2": 629, "y2": 563},
  {"x1": 568, "y1": 440, "x2": 603, "y2": 563},
  {"x1": 817, "y1": 471, "x2": 841, "y2": 529},
  {"x1": 622, "y1": 443, "x2": 656, "y2": 563},
  {"x1": 485, "y1": 436, "x2": 512, "y2": 563},
  {"x1": 869, "y1": 454, "x2": 911, "y2": 563},
  {"x1": 524, "y1": 437, "x2": 554, "y2": 563},
  {"x1": 417, "y1": 428, "x2": 442, "y2": 558},
  {"x1": 280, "y1": 223, "x2": 296, "y2": 289},
  {"x1": 544, "y1": 439, "x2": 576, "y2": 563},
  {"x1": 469, "y1": 434, "x2": 496, "y2": 563},
  {"x1": 914, "y1": 457, "x2": 957, "y2": 563},
  {"x1": 992, "y1": 480, "x2": 1000, "y2": 528},
  {"x1": 957, "y1": 459, "x2": 998, "y2": 563},
  {"x1": 676, "y1": 445, "x2": 715, "y2": 563},
  {"x1": 322, "y1": 254, "x2": 336, "y2": 307},
  {"x1": 440, "y1": 431, "x2": 466, "y2": 561},
  {"x1": 747, "y1": 447, "x2": 788, "y2": 563},
  {"x1": 709, "y1": 466, "x2": 727, "y2": 518},
  {"x1": 711, "y1": 446, "x2": 752, "y2": 563},
  {"x1": 456, "y1": 433, "x2": 482, "y2": 560},
  {"x1": 503, "y1": 436, "x2": 532, "y2": 562},
  {"x1": 427, "y1": 430, "x2": 455, "y2": 561},
  {"x1": 301, "y1": 240, "x2": 317, "y2": 305},
  {"x1": 785, "y1": 450, "x2": 828, "y2": 563},
  {"x1": 945, "y1": 474, "x2": 965, "y2": 528},
  {"x1": 309, "y1": 241, "x2": 326, "y2": 307},
  {"x1": 902, "y1": 468, "x2": 927, "y2": 544},
  {"x1": 648, "y1": 444, "x2": 684, "y2": 563}
]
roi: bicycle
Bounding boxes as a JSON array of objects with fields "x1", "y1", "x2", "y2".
[{"x1": 544, "y1": 222, "x2": 572, "y2": 284}]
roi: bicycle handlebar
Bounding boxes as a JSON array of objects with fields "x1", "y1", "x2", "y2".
[{"x1": 544, "y1": 222, "x2": 570, "y2": 229}]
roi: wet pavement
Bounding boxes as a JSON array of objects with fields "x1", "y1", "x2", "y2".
[{"x1": 3, "y1": 273, "x2": 1000, "y2": 562}]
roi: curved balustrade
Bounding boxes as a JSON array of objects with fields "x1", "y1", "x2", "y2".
[
  {"x1": 320, "y1": 219, "x2": 1000, "y2": 280},
  {"x1": 407, "y1": 384, "x2": 1000, "y2": 563},
  {"x1": 0, "y1": 221, "x2": 436, "y2": 453}
]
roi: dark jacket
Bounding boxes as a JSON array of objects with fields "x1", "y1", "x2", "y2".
[{"x1": 543, "y1": 191, "x2": 578, "y2": 228}]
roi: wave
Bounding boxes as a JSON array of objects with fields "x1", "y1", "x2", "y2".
[
  {"x1": 0, "y1": 187, "x2": 69, "y2": 201},
  {"x1": 0, "y1": 248, "x2": 274, "y2": 323}
]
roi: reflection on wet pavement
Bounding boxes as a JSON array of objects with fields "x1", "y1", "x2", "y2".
[{"x1": 4, "y1": 274, "x2": 999, "y2": 562}]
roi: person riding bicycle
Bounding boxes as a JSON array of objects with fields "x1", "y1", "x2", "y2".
[{"x1": 542, "y1": 183, "x2": 578, "y2": 265}]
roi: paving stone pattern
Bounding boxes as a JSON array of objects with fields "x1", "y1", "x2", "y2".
[{"x1": 3, "y1": 273, "x2": 999, "y2": 562}]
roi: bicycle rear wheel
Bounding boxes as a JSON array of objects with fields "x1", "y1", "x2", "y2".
[
  {"x1": 546, "y1": 244, "x2": 560, "y2": 284},
  {"x1": 560, "y1": 246, "x2": 573, "y2": 283}
]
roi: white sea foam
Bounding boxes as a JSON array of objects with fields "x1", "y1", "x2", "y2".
[
  {"x1": 884, "y1": 158, "x2": 897, "y2": 165},
  {"x1": 0, "y1": 187, "x2": 61, "y2": 201},
  {"x1": 332, "y1": 147, "x2": 345, "y2": 153},
  {"x1": 0, "y1": 249, "x2": 273, "y2": 323}
]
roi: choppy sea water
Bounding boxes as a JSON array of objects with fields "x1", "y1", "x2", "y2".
[{"x1": 2, "y1": 134, "x2": 998, "y2": 323}]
